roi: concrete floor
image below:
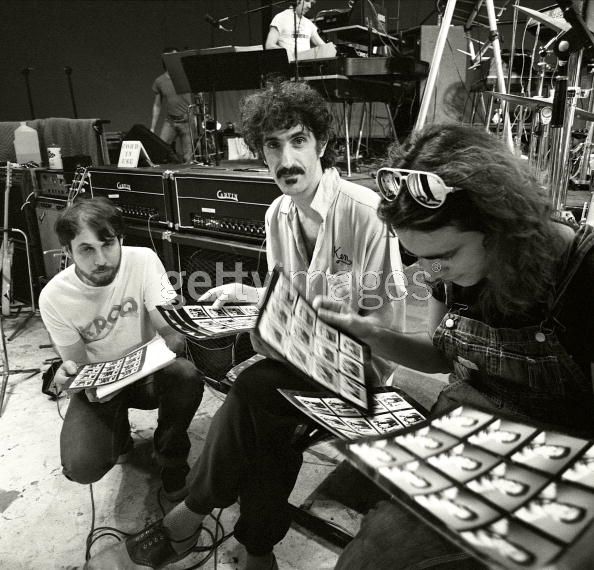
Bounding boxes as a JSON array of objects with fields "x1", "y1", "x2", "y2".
[{"x1": 0, "y1": 282, "x2": 445, "y2": 570}]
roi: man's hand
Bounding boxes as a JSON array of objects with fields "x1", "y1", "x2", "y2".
[
  {"x1": 198, "y1": 283, "x2": 262, "y2": 309},
  {"x1": 54, "y1": 360, "x2": 79, "y2": 392},
  {"x1": 312, "y1": 295, "x2": 376, "y2": 341}
]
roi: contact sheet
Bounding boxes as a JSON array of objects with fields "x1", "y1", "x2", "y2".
[
  {"x1": 338, "y1": 406, "x2": 594, "y2": 569},
  {"x1": 255, "y1": 267, "x2": 375, "y2": 411},
  {"x1": 279, "y1": 387, "x2": 426, "y2": 439},
  {"x1": 157, "y1": 302, "x2": 259, "y2": 340}
]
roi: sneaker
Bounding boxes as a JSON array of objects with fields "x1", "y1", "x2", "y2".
[
  {"x1": 85, "y1": 518, "x2": 199, "y2": 569},
  {"x1": 161, "y1": 464, "x2": 190, "y2": 502}
]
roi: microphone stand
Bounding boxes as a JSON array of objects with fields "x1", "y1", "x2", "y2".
[
  {"x1": 548, "y1": 0, "x2": 594, "y2": 213},
  {"x1": 292, "y1": 2, "x2": 299, "y2": 81},
  {"x1": 64, "y1": 66, "x2": 79, "y2": 119},
  {"x1": 20, "y1": 68, "x2": 35, "y2": 120},
  {"x1": 549, "y1": 42, "x2": 582, "y2": 214},
  {"x1": 204, "y1": 0, "x2": 290, "y2": 35}
]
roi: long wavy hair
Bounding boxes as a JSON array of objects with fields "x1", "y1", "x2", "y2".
[
  {"x1": 379, "y1": 124, "x2": 565, "y2": 318},
  {"x1": 240, "y1": 80, "x2": 336, "y2": 170}
]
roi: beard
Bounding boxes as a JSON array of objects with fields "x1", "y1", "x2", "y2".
[{"x1": 75, "y1": 262, "x2": 120, "y2": 287}]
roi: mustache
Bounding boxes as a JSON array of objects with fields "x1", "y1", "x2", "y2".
[{"x1": 276, "y1": 167, "x2": 304, "y2": 178}]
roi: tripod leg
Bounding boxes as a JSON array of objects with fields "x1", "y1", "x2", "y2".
[
  {"x1": 484, "y1": 0, "x2": 514, "y2": 151},
  {"x1": 0, "y1": 316, "x2": 10, "y2": 417}
]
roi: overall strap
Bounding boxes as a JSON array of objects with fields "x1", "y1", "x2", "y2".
[{"x1": 551, "y1": 224, "x2": 594, "y2": 317}]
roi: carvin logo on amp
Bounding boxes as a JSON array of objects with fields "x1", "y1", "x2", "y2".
[
  {"x1": 216, "y1": 189, "x2": 238, "y2": 202},
  {"x1": 117, "y1": 182, "x2": 132, "y2": 191}
]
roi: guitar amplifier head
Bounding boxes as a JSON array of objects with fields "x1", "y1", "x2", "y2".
[
  {"x1": 87, "y1": 166, "x2": 175, "y2": 227},
  {"x1": 171, "y1": 168, "x2": 281, "y2": 243}
]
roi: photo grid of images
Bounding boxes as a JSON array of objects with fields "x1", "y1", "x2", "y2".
[
  {"x1": 338, "y1": 406, "x2": 594, "y2": 569},
  {"x1": 280, "y1": 387, "x2": 426, "y2": 440},
  {"x1": 157, "y1": 303, "x2": 259, "y2": 340},
  {"x1": 66, "y1": 344, "x2": 146, "y2": 392},
  {"x1": 256, "y1": 269, "x2": 370, "y2": 410}
]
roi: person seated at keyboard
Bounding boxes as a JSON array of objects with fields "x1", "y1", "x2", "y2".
[
  {"x1": 86, "y1": 80, "x2": 406, "y2": 570},
  {"x1": 265, "y1": 0, "x2": 326, "y2": 54}
]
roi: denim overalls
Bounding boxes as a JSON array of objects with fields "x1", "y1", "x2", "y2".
[{"x1": 431, "y1": 225, "x2": 594, "y2": 434}]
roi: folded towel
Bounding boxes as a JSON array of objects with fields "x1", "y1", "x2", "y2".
[{"x1": 0, "y1": 118, "x2": 103, "y2": 165}]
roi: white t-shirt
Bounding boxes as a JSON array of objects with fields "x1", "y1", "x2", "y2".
[
  {"x1": 265, "y1": 168, "x2": 406, "y2": 330},
  {"x1": 39, "y1": 246, "x2": 174, "y2": 363},
  {"x1": 270, "y1": 8, "x2": 318, "y2": 53}
]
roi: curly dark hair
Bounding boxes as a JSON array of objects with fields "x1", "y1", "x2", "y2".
[
  {"x1": 56, "y1": 196, "x2": 124, "y2": 249},
  {"x1": 379, "y1": 124, "x2": 565, "y2": 318},
  {"x1": 240, "y1": 80, "x2": 336, "y2": 170}
]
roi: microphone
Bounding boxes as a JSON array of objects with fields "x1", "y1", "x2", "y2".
[{"x1": 204, "y1": 14, "x2": 224, "y2": 30}]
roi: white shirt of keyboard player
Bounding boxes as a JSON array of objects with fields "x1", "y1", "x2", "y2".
[{"x1": 270, "y1": 9, "x2": 317, "y2": 53}]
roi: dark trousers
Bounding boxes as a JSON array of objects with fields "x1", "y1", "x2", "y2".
[
  {"x1": 60, "y1": 357, "x2": 204, "y2": 484},
  {"x1": 335, "y1": 501, "x2": 482, "y2": 569},
  {"x1": 185, "y1": 358, "x2": 315, "y2": 556}
]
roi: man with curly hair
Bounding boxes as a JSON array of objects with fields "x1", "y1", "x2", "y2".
[{"x1": 87, "y1": 81, "x2": 405, "y2": 570}]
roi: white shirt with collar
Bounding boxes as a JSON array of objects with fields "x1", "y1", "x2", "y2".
[{"x1": 265, "y1": 167, "x2": 406, "y2": 330}]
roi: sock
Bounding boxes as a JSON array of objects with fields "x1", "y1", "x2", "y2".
[{"x1": 163, "y1": 501, "x2": 206, "y2": 554}]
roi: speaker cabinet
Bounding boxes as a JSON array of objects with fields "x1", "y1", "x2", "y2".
[
  {"x1": 124, "y1": 124, "x2": 182, "y2": 165},
  {"x1": 172, "y1": 233, "x2": 268, "y2": 384},
  {"x1": 35, "y1": 197, "x2": 67, "y2": 281},
  {"x1": 123, "y1": 224, "x2": 176, "y2": 272}
]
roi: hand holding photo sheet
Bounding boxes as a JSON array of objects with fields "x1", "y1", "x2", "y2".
[
  {"x1": 64, "y1": 336, "x2": 176, "y2": 401},
  {"x1": 157, "y1": 302, "x2": 259, "y2": 340},
  {"x1": 254, "y1": 267, "x2": 374, "y2": 411},
  {"x1": 337, "y1": 405, "x2": 594, "y2": 569}
]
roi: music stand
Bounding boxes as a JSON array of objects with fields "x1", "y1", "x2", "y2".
[{"x1": 180, "y1": 49, "x2": 291, "y2": 164}]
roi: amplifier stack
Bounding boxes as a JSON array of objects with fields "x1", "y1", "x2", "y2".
[
  {"x1": 87, "y1": 166, "x2": 175, "y2": 227},
  {"x1": 171, "y1": 169, "x2": 280, "y2": 242},
  {"x1": 33, "y1": 165, "x2": 280, "y2": 243}
]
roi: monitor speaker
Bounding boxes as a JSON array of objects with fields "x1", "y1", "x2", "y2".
[{"x1": 124, "y1": 124, "x2": 182, "y2": 165}]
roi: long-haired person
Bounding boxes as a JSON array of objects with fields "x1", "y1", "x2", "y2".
[{"x1": 316, "y1": 124, "x2": 594, "y2": 569}]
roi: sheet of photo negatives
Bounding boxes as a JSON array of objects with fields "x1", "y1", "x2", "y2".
[
  {"x1": 156, "y1": 303, "x2": 259, "y2": 340},
  {"x1": 67, "y1": 344, "x2": 146, "y2": 391},
  {"x1": 336, "y1": 405, "x2": 594, "y2": 569},
  {"x1": 254, "y1": 268, "x2": 374, "y2": 411},
  {"x1": 278, "y1": 387, "x2": 426, "y2": 440}
]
